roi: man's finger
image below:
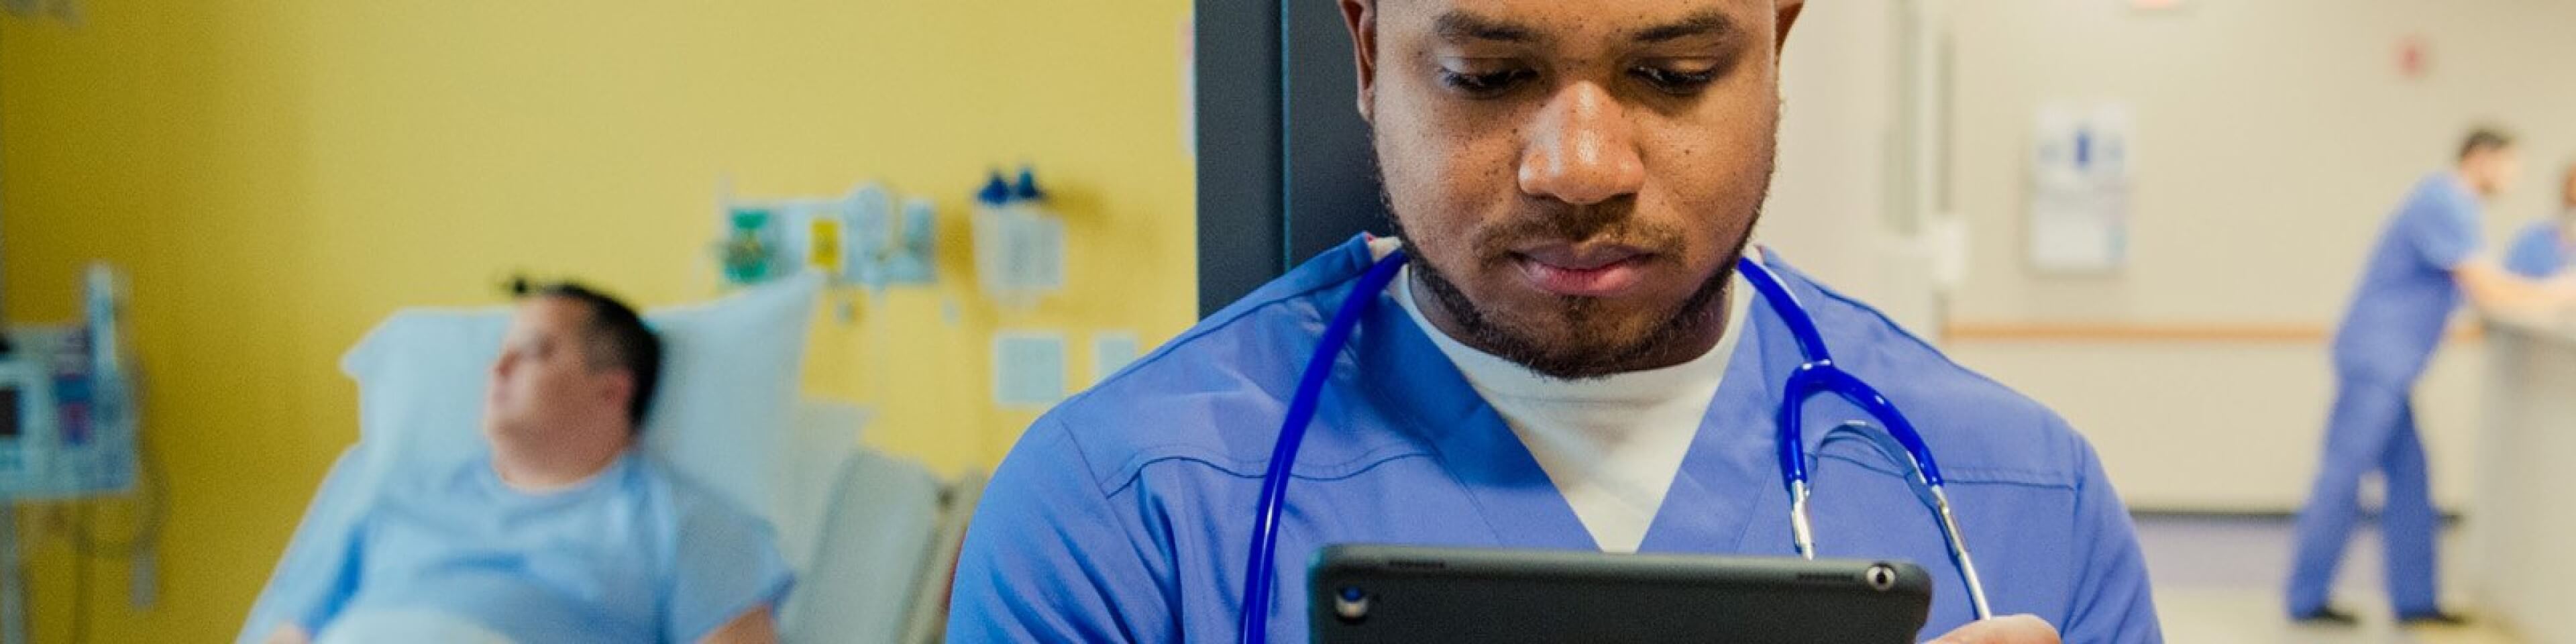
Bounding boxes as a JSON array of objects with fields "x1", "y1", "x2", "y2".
[{"x1": 1927, "y1": 614, "x2": 2060, "y2": 644}]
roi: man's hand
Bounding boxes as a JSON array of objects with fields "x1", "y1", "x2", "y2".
[
  {"x1": 1927, "y1": 615, "x2": 2059, "y2": 644},
  {"x1": 2457, "y1": 259, "x2": 2576, "y2": 317},
  {"x1": 263, "y1": 625, "x2": 312, "y2": 644},
  {"x1": 695, "y1": 605, "x2": 778, "y2": 644},
  {"x1": 2544, "y1": 274, "x2": 2576, "y2": 303}
]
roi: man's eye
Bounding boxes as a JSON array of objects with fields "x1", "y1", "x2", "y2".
[
  {"x1": 1437, "y1": 68, "x2": 1535, "y2": 98},
  {"x1": 1631, "y1": 64, "x2": 1719, "y2": 95}
]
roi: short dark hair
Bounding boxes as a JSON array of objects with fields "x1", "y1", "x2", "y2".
[
  {"x1": 2461, "y1": 127, "x2": 2516, "y2": 161},
  {"x1": 521, "y1": 282, "x2": 662, "y2": 430}
]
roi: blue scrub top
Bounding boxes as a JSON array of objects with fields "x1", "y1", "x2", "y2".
[
  {"x1": 266, "y1": 453, "x2": 794, "y2": 643},
  {"x1": 948, "y1": 236, "x2": 2162, "y2": 642},
  {"x1": 2330, "y1": 172, "x2": 2485, "y2": 384},
  {"x1": 2503, "y1": 219, "x2": 2568, "y2": 278}
]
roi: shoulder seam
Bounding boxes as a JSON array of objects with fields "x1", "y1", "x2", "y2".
[
  {"x1": 1788, "y1": 266, "x2": 2084, "y2": 474},
  {"x1": 1065, "y1": 268, "x2": 1354, "y2": 409},
  {"x1": 1097, "y1": 442, "x2": 1436, "y2": 498},
  {"x1": 1057, "y1": 258, "x2": 1368, "y2": 495},
  {"x1": 1795, "y1": 271, "x2": 2032, "y2": 398}
]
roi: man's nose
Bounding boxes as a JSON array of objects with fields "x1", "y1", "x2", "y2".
[{"x1": 1518, "y1": 81, "x2": 1646, "y2": 207}]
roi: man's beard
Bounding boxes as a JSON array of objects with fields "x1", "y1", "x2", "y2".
[{"x1": 1384, "y1": 196, "x2": 1763, "y2": 381}]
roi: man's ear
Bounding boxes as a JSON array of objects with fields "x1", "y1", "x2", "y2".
[
  {"x1": 1340, "y1": 0, "x2": 1380, "y2": 123},
  {"x1": 1774, "y1": 0, "x2": 1806, "y2": 53},
  {"x1": 599, "y1": 370, "x2": 636, "y2": 419}
]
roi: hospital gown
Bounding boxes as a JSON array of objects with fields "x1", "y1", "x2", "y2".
[{"x1": 258, "y1": 452, "x2": 793, "y2": 644}]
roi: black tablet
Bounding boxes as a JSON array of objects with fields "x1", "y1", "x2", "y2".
[{"x1": 1309, "y1": 544, "x2": 1933, "y2": 643}]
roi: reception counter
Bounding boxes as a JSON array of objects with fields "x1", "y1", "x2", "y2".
[{"x1": 2469, "y1": 315, "x2": 2576, "y2": 643}]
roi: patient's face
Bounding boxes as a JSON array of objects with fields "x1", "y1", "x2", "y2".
[
  {"x1": 1352, "y1": 0, "x2": 1796, "y2": 378},
  {"x1": 485, "y1": 297, "x2": 624, "y2": 442}
]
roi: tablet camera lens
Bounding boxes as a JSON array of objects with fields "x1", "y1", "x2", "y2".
[
  {"x1": 1334, "y1": 586, "x2": 1371, "y2": 623},
  {"x1": 1865, "y1": 564, "x2": 1899, "y2": 592}
]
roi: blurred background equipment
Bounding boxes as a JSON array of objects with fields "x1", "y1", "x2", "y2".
[{"x1": 2, "y1": 264, "x2": 158, "y2": 644}]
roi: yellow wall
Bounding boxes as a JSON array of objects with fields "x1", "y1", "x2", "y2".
[{"x1": 1, "y1": 0, "x2": 1197, "y2": 639}]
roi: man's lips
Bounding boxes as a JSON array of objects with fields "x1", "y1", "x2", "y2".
[{"x1": 1513, "y1": 244, "x2": 1652, "y2": 297}]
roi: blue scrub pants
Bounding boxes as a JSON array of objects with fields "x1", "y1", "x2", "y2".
[{"x1": 2287, "y1": 377, "x2": 2440, "y2": 616}]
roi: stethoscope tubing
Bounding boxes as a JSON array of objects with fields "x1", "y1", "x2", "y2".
[{"x1": 1240, "y1": 249, "x2": 1992, "y2": 644}]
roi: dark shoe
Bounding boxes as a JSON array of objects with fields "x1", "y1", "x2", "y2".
[
  {"x1": 2292, "y1": 606, "x2": 2360, "y2": 626},
  {"x1": 2398, "y1": 610, "x2": 2470, "y2": 627}
]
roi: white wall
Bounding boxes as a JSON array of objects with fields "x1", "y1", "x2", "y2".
[
  {"x1": 1935, "y1": 0, "x2": 2576, "y2": 511},
  {"x1": 1764, "y1": 0, "x2": 1943, "y2": 333}
]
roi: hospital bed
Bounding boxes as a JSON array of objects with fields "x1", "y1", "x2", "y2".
[{"x1": 236, "y1": 274, "x2": 975, "y2": 643}]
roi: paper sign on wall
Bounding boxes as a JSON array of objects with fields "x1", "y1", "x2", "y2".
[{"x1": 2028, "y1": 101, "x2": 2135, "y2": 274}]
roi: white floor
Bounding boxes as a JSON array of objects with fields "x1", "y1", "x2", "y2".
[
  {"x1": 2138, "y1": 515, "x2": 2521, "y2": 643},
  {"x1": 2157, "y1": 588, "x2": 2516, "y2": 644}
]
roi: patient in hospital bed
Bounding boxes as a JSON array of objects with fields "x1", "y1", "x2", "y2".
[{"x1": 256, "y1": 284, "x2": 793, "y2": 644}]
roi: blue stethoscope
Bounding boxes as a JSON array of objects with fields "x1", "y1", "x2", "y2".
[{"x1": 1239, "y1": 248, "x2": 1994, "y2": 643}]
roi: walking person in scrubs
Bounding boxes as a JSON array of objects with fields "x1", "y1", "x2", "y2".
[
  {"x1": 949, "y1": 1, "x2": 2157, "y2": 641},
  {"x1": 2500, "y1": 162, "x2": 2576, "y2": 278},
  {"x1": 2289, "y1": 130, "x2": 2576, "y2": 625}
]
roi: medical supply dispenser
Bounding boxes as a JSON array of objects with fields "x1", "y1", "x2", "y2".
[
  {"x1": 720, "y1": 207, "x2": 782, "y2": 286},
  {"x1": 718, "y1": 181, "x2": 941, "y2": 292},
  {"x1": 0, "y1": 262, "x2": 139, "y2": 500},
  {"x1": 971, "y1": 166, "x2": 1067, "y2": 310},
  {"x1": 885, "y1": 198, "x2": 939, "y2": 285}
]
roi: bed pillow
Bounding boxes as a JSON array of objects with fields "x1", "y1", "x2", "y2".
[{"x1": 338, "y1": 272, "x2": 822, "y2": 529}]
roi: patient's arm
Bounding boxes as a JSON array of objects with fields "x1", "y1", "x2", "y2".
[
  {"x1": 262, "y1": 624, "x2": 312, "y2": 644},
  {"x1": 695, "y1": 606, "x2": 778, "y2": 644}
]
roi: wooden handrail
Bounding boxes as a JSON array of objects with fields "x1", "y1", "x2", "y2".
[{"x1": 1941, "y1": 323, "x2": 2484, "y2": 343}]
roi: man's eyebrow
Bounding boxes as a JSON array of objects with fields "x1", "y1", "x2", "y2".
[
  {"x1": 1434, "y1": 11, "x2": 1541, "y2": 44},
  {"x1": 1633, "y1": 9, "x2": 1737, "y2": 44}
]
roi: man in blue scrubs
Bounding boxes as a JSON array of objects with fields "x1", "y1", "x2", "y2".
[
  {"x1": 2290, "y1": 131, "x2": 2576, "y2": 625},
  {"x1": 951, "y1": 1, "x2": 2155, "y2": 641},
  {"x1": 254, "y1": 284, "x2": 792, "y2": 644},
  {"x1": 2501, "y1": 162, "x2": 2576, "y2": 277}
]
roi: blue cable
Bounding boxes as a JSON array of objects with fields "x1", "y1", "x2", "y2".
[{"x1": 1239, "y1": 250, "x2": 1409, "y2": 644}]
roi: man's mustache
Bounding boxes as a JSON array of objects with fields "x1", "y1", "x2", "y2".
[{"x1": 1468, "y1": 198, "x2": 1686, "y2": 261}]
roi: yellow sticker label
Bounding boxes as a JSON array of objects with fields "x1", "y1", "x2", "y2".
[{"x1": 810, "y1": 217, "x2": 845, "y2": 274}]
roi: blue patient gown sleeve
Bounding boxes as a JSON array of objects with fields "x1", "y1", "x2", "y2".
[
  {"x1": 663, "y1": 488, "x2": 798, "y2": 641},
  {"x1": 258, "y1": 519, "x2": 366, "y2": 635},
  {"x1": 2404, "y1": 182, "x2": 2483, "y2": 270},
  {"x1": 947, "y1": 418, "x2": 1175, "y2": 643},
  {"x1": 2058, "y1": 435, "x2": 2161, "y2": 641},
  {"x1": 237, "y1": 449, "x2": 380, "y2": 643}
]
